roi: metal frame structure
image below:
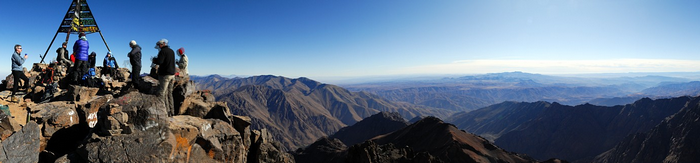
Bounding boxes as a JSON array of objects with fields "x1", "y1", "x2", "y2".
[{"x1": 41, "y1": 0, "x2": 110, "y2": 63}]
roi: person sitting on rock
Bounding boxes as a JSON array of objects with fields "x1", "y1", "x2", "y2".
[
  {"x1": 56, "y1": 42, "x2": 72, "y2": 67},
  {"x1": 102, "y1": 52, "x2": 118, "y2": 79}
]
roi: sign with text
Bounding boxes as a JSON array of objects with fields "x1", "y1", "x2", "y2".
[{"x1": 58, "y1": 0, "x2": 100, "y2": 34}]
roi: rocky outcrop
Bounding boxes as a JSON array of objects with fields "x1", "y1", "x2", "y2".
[{"x1": 0, "y1": 63, "x2": 295, "y2": 163}]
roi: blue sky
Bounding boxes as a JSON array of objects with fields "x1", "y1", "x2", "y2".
[{"x1": 1, "y1": 0, "x2": 699, "y2": 82}]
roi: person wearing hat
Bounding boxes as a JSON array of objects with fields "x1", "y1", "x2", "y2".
[
  {"x1": 10, "y1": 44, "x2": 29, "y2": 102},
  {"x1": 56, "y1": 42, "x2": 72, "y2": 67},
  {"x1": 102, "y1": 52, "x2": 118, "y2": 79},
  {"x1": 176, "y1": 47, "x2": 188, "y2": 77},
  {"x1": 128, "y1": 40, "x2": 142, "y2": 86},
  {"x1": 152, "y1": 39, "x2": 176, "y2": 115},
  {"x1": 72, "y1": 32, "x2": 89, "y2": 84}
]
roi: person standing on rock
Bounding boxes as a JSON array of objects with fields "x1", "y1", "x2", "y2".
[
  {"x1": 153, "y1": 39, "x2": 176, "y2": 116},
  {"x1": 72, "y1": 32, "x2": 89, "y2": 84},
  {"x1": 11, "y1": 44, "x2": 29, "y2": 102},
  {"x1": 128, "y1": 40, "x2": 142, "y2": 86},
  {"x1": 176, "y1": 47, "x2": 188, "y2": 77},
  {"x1": 56, "y1": 42, "x2": 72, "y2": 67}
]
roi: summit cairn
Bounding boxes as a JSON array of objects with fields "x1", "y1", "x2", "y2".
[{"x1": 0, "y1": 62, "x2": 294, "y2": 162}]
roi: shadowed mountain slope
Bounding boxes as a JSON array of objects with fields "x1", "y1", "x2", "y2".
[
  {"x1": 294, "y1": 115, "x2": 543, "y2": 163},
  {"x1": 369, "y1": 117, "x2": 537, "y2": 163},
  {"x1": 594, "y1": 96, "x2": 700, "y2": 163},
  {"x1": 494, "y1": 97, "x2": 691, "y2": 161},
  {"x1": 446, "y1": 101, "x2": 551, "y2": 141},
  {"x1": 329, "y1": 112, "x2": 409, "y2": 146}
]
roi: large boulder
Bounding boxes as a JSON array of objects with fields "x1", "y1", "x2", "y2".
[
  {"x1": 66, "y1": 85, "x2": 99, "y2": 103},
  {"x1": 170, "y1": 115, "x2": 247, "y2": 162},
  {"x1": 111, "y1": 91, "x2": 168, "y2": 131},
  {"x1": 0, "y1": 109, "x2": 20, "y2": 140},
  {"x1": 173, "y1": 78, "x2": 195, "y2": 113},
  {"x1": 249, "y1": 129, "x2": 296, "y2": 163},
  {"x1": 0, "y1": 122, "x2": 41, "y2": 163},
  {"x1": 180, "y1": 91, "x2": 235, "y2": 123},
  {"x1": 77, "y1": 124, "x2": 176, "y2": 162},
  {"x1": 29, "y1": 101, "x2": 78, "y2": 137}
]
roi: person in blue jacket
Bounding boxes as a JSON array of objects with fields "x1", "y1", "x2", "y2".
[
  {"x1": 72, "y1": 32, "x2": 89, "y2": 84},
  {"x1": 10, "y1": 44, "x2": 29, "y2": 100},
  {"x1": 102, "y1": 52, "x2": 118, "y2": 78}
]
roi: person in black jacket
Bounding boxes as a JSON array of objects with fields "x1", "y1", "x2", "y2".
[
  {"x1": 88, "y1": 52, "x2": 97, "y2": 68},
  {"x1": 128, "y1": 40, "x2": 142, "y2": 86},
  {"x1": 153, "y1": 39, "x2": 176, "y2": 116}
]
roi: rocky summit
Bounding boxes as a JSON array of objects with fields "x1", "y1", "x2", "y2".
[{"x1": 0, "y1": 63, "x2": 293, "y2": 163}]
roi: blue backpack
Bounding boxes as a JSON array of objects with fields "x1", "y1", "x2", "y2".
[{"x1": 82, "y1": 68, "x2": 97, "y2": 80}]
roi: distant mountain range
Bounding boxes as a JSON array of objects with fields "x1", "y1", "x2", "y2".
[
  {"x1": 191, "y1": 75, "x2": 452, "y2": 150},
  {"x1": 446, "y1": 96, "x2": 692, "y2": 162},
  {"x1": 343, "y1": 71, "x2": 698, "y2": 111},
  {"x1": 191, "y1": 73, "x2": 700, "y2": 162}
]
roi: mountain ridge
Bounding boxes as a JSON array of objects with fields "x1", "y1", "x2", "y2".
[
  {"x1": 447, "y1": 96, "x2": 692, "y2": 161},
  {"x1": 192, "y1": 75, "x2": 452, "y2": 150}
]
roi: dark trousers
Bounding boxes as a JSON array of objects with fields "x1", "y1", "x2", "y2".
[
  {"x1": 131, "y1": 65, "x2": 141, "y2": 86},
  {"x1": 72, "y1": 60, "x2": 88, "y2": 83},
  {"x1": 102, "y1": 67, "x2": 116, "y2": 77},
  {"x1": 12, "y1": 70, "x2": 29, "y2": 95}
]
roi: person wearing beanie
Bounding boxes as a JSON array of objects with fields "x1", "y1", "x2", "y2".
[
  {"x1": 176, "y1": 47, "x2": 188, "y2": 77},
  {"x1": 128, "y1": 40, "x2": 142, "y2": 86},
  {"x1": 102, "y1": 52, "x2": 118, "y2": 78},
  {"x1": 72, "y1": 32, "x2": 89, "y2": 84},
  {"x1": 152, "y1": 39, "x2": 176, "y2": 116},
  {"x1": 56, "y1": 42, "x2": 72, "y2": 67},
  {"x1": 10, "y1": 44, "x2": 29, "y2": 101}
]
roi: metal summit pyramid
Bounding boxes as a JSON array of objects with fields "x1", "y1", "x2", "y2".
[{"x1": 41, "y1": 0, "x2": 110, "y2": 63}]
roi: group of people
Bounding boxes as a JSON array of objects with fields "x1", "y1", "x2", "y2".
[
  {"x1": 10, "y1": 32, "x2": 189, "y2": 108},
  {"x1": 59, "y1": 32, "x2": 120, "y2": 83}
]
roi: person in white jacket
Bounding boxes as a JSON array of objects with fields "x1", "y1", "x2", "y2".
[{"x1": 176, "y1": 47, "x2": 188, "y2": 77}]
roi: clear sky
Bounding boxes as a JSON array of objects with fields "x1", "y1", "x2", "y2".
[{"x1": 1, "y1": 0, "x2": 699, "y2": 82}]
